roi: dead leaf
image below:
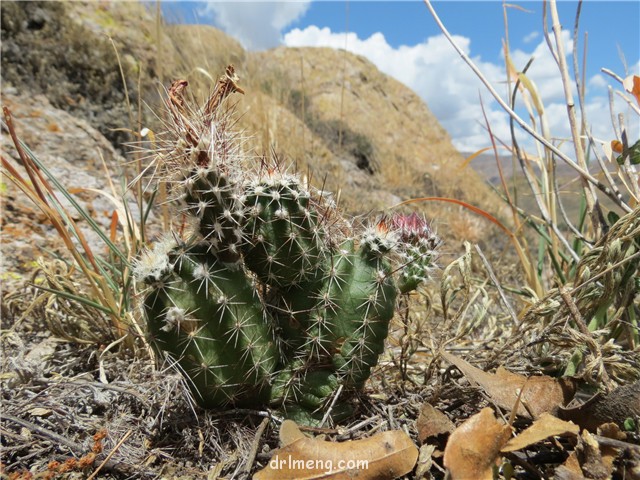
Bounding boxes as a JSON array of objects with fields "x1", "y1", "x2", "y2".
[
  {"x1": 416, "y1": 403, "x2": 455, "y2": 443},
  {"x1": 623, "y1": 75, "x2": 640, "y2": 107},
  {"x1": 501, "y1": 413, "x2": 579, "y2": 452},
  {"x1": 280, "y1": 420, "x2": 306, "y2": 444},
  {"x1": 254, "y1": 420, "x2": 418, "y2": 480},
  {"x1": 596, "y1": 423, "x2": 629, "y2": 477},
  {"x1": 415, "y1": 444, "x2": 436, "y2": 480},
  {"x1": 441, "y1": 350, "x2": 574, "y2": 418},
  {"x1": 25, "y1": 337, "x2": 62, "y2": 365},
  {"x1": 443, "y1": 408, "x2": 512, "y2": 480},
  {"x1": 28, "y1": 407, "x2": 52, "y2": 417},
  {"x1": 597, "y1": 423, "x2": 626, "y2": 441},
  {"x1": 559, "y1": 381, "x2": 640, "y2": 431},
  {"x1": 555, "y1": 452, "x2": 585, "y2": 480}
]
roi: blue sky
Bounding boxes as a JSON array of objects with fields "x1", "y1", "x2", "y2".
[{"x1": 161, "y1": 1, "x2": 640, "y2": 153}]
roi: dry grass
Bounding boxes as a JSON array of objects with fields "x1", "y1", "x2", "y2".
[{"x1": 422, "y1": 0, "x2": 639, "y2": 387}]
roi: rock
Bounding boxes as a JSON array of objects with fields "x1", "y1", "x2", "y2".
[
  {"x1": 0, "y1": 1, "x2": 135, "y2": 151},
  {"x1": 1, "y1": 91, "x2": 151, "y2": 283}
]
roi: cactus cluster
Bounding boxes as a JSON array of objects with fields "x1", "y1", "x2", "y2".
[{"x1": 135, "y1": 67, "x2": 440, "y2": 425}]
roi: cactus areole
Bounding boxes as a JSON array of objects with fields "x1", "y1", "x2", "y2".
[{"x1": 135, "y1": 67, "x2": 440, "y2": 425}]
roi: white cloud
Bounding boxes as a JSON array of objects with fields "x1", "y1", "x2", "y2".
[
  {"x1": 200, "y1": 2, "x2": 310, "y2": 51},
  {"x1": 523, "y1": 31, "x2": 540, "y2": 44},
  {"x1": 284, "y1": 25, "x2": 637, "y2": 154},
  {"x1": 588, "y1": 74, "x2": 608, "y2": 90}
]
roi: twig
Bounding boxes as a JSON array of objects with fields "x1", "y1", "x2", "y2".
[
  {"x1": 508, "y1": 72, "x2": 581, "y2": 263},
  {"x1": 33, "y1": 378, "x2": 151, "y2": 408},
  {"x1": 242, "y1": 417, "x2": 270, "y2": 475},
  {"x1": 2, "y1": 413, "x2": 78, "y2": 452},
  {"x1": 601, "y1": 68, "x2": 624, "y2": 84},
  {"x1": 478, "y1": 93, "x2": 520, "y2": 230},
  {"x1": 542, "y1": 1, "x2": 558, "y2": 67},
  {"x1": 320, "y1": 384, "x2": 344, "y2": 428},
  {"x1": 337, "y1": 415, "x2": 382, "y2": 439},
  {"x1": 608, "y1": 86, "x2": 621, "y2": 140},
  {"x1": 592, "y1": 434, "x2": 640, "y2": 453},
  {"x1": 387, "y1": 404, "x2": 397, "y2": 431},
  {"x1": 602, "y1": 72, "x2": 640, "y2": 115},
  {"x1": 549, "y1": 0, "x2": 601, "y2": 232},
  {"x1": 503, "y1": 451, "x2": 544, "y2": 479},
  {"x1": 552, "y1": 160, "x2": 590, "y2": 244},
  {"x1": 474, "y1": 244, "x2": 519, "y2": 327},
  {"x1": 207, "y1": 408, "x2": 281, "y2": 422},
  {"x1": 615, "y1": 90, "x2": 640, "y2": 116},
  {"x1": 87, "y1": 429, "x2": 133, "y2": 480},
  {"x1": 588, "y1": 134, "x2": 626, "y2": 207},
  {"x1": 572, "y1": 1, "x2": 588, "y2": 141}
]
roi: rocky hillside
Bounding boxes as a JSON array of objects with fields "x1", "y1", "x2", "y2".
[{"x1": 1, "y1": 1, "x2": 500, "y2": 278}]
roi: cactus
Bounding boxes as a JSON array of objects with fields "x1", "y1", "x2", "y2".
[
  {"x1": 139, "y1": 240, "x2": 278, "y2": 408},
  {"x1": 182, "y1": 166, "x2": 246, "y2": 264},
  {"x1": 242, "y1": 170, "x2": 330, "y2": 287},
  {"x1": 135, "y1": 67, "x2": 440, "y2": 425},
  {"x1": 387, "y1": 213, "x2": 441, "y2": 294}
]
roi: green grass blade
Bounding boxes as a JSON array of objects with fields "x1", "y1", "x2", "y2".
[
  {"x1": 30, "y1": 283, "x2": 115, "y2": 315},
  {"x1": 17, "y1": 139, "x2": 130, "y2": 265}
]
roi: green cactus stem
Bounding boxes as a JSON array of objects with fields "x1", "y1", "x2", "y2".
[
  {"x1": 242, "y1": 171, "x2": 331, "y2": 288},
  {"x1": 271, "y1": 366, "x2": 352, "y2": 425},
  {"x1": 182, "y1": 165, "x2": 246, "y2": 264},
  {"x1": 138, "y1": 241, "x2": 277, "y2": 408},
  {"x1": 320, "y1": 238, "x2": 398, "y2": 389}
]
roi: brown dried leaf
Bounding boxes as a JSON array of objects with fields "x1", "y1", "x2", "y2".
[
  {"x1": 441, "y1": 351, "x2": 573, "y2": 418},
  {"x1": 554, "y1": 452, "x2": 585, "y2": 480},
  {"x1": 416, "y1": 403, "x2": 455, "y2": 443},
  {"x1": 25, "y1": 337, "x2": 61, "y2": 364},
  {"x1": 595, "y1": 423, "x2": 628, "y2": 477},
  {"x1": 280, "y1": 420, "x2": 306, "y2": 445},
  {"x1": 501, "y1": 413, "x2": 579, "y2": 452},
  {"x1": 28, "y1": 407, "x2": 53, "y2": 417},
  {"x1": 415, "y1": 444, "x2": 436, "y2": 480},
  {"x1": 597, "y1": 423, "x2": 626, "y2": 441},
  {"x1": 623, "y1": 75, "x2": 640, "y2": 107},
  {"x1": 559, "y1": 381, "x2": 640, "y2": 431},
  {"x1": 254, "y1": 420, "x2": 418, "y2": 480},
  {"x1": 443, "y1": 408, "x2": 512, "y2": 480}
]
